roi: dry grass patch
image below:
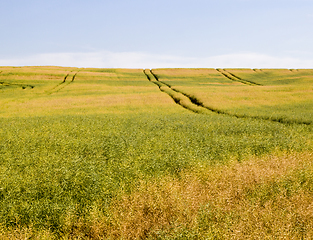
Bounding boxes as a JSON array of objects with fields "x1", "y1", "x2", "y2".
[
  {"x1": 100, "y1": 152, "x2": 313, "y2": 239},
  {"x1": 0, "y1": 227, "x2": 53, "y2": 240}
]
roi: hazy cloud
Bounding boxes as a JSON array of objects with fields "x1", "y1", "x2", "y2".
[{"x1": 1, "y1": 51, "x2": 313, "y2": 69}]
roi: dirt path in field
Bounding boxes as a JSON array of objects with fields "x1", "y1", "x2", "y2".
[
  {"x1": 147, "y1": 69, "x2": 312, "y2": 125},
  {"x1": 216, "y1": 69, "x2": 262, "y2": 86}
]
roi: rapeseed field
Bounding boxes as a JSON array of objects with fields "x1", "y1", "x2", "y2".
[{"x1": 0, "y1": 67, "x2": 312, "y2": 239}]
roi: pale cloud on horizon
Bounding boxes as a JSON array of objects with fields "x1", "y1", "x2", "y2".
[{"x1": 1, "y1": 51, "x2": 313, "y2": 69}]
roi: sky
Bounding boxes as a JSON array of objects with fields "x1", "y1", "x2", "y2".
[{"x1": 1, "y1": 0, "x2": 313, "y2": 68}]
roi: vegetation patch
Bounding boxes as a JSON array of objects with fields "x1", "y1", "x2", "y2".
[{"x1": 0, "y1": 67, "x2": 312, "y2": 239}]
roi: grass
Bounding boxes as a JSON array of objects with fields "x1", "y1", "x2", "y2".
[{"x1": 0, "y1": 67, "x2": 313, "y2": 239}]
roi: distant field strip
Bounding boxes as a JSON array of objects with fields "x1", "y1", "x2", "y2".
[
  {"x1": 0, "y1": 70, "x2": 35, "y2": 89},
  {"x1": 217, "y1": 68, "x2": 262, "y2": 86}
]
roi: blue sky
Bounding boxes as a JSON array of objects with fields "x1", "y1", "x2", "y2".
[{"x1": 1, "y1": 0, "x2": 313, "y2": 68}]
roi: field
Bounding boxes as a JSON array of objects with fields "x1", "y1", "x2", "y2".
[{"x1": 0, "y1": 66, "x2": 313, "y2": 239}]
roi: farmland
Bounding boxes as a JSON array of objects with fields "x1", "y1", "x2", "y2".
[{"x1": 0, "y1": 66, "x2": 313, "y2": 239}]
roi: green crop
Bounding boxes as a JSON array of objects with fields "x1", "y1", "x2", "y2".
[{"x1": 0, "y1": 67, "x2": 313, "y2": 239}]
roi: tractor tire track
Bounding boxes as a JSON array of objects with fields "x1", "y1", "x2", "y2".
[
  {"x1": 144, "y1": 69, "x2": 208, "y2": 113},
  {"x1": 46, "y1": 72, "x2": 70, "y2": 93},
  {"x1": 71, "y1": 72, "x2": 78, "y2": 82},
  {"x1": 216, "y1": 69, "x2": 262, "y2": 86},
  {"x1": 46, "y1": 71, "x2": 79, "y2": 95},
  {"x1": 149, "y1": 70, "x2": 224, "y2": 114},
  {"x1": 150, "y1": 69, "x2": 311, "y2": 125},
  {"x1": 63, "y1": 73, "x2": 70, "y2": 83},
  {"x1": 52, "y1": 72, "x2": 78, "y2": 93}
]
